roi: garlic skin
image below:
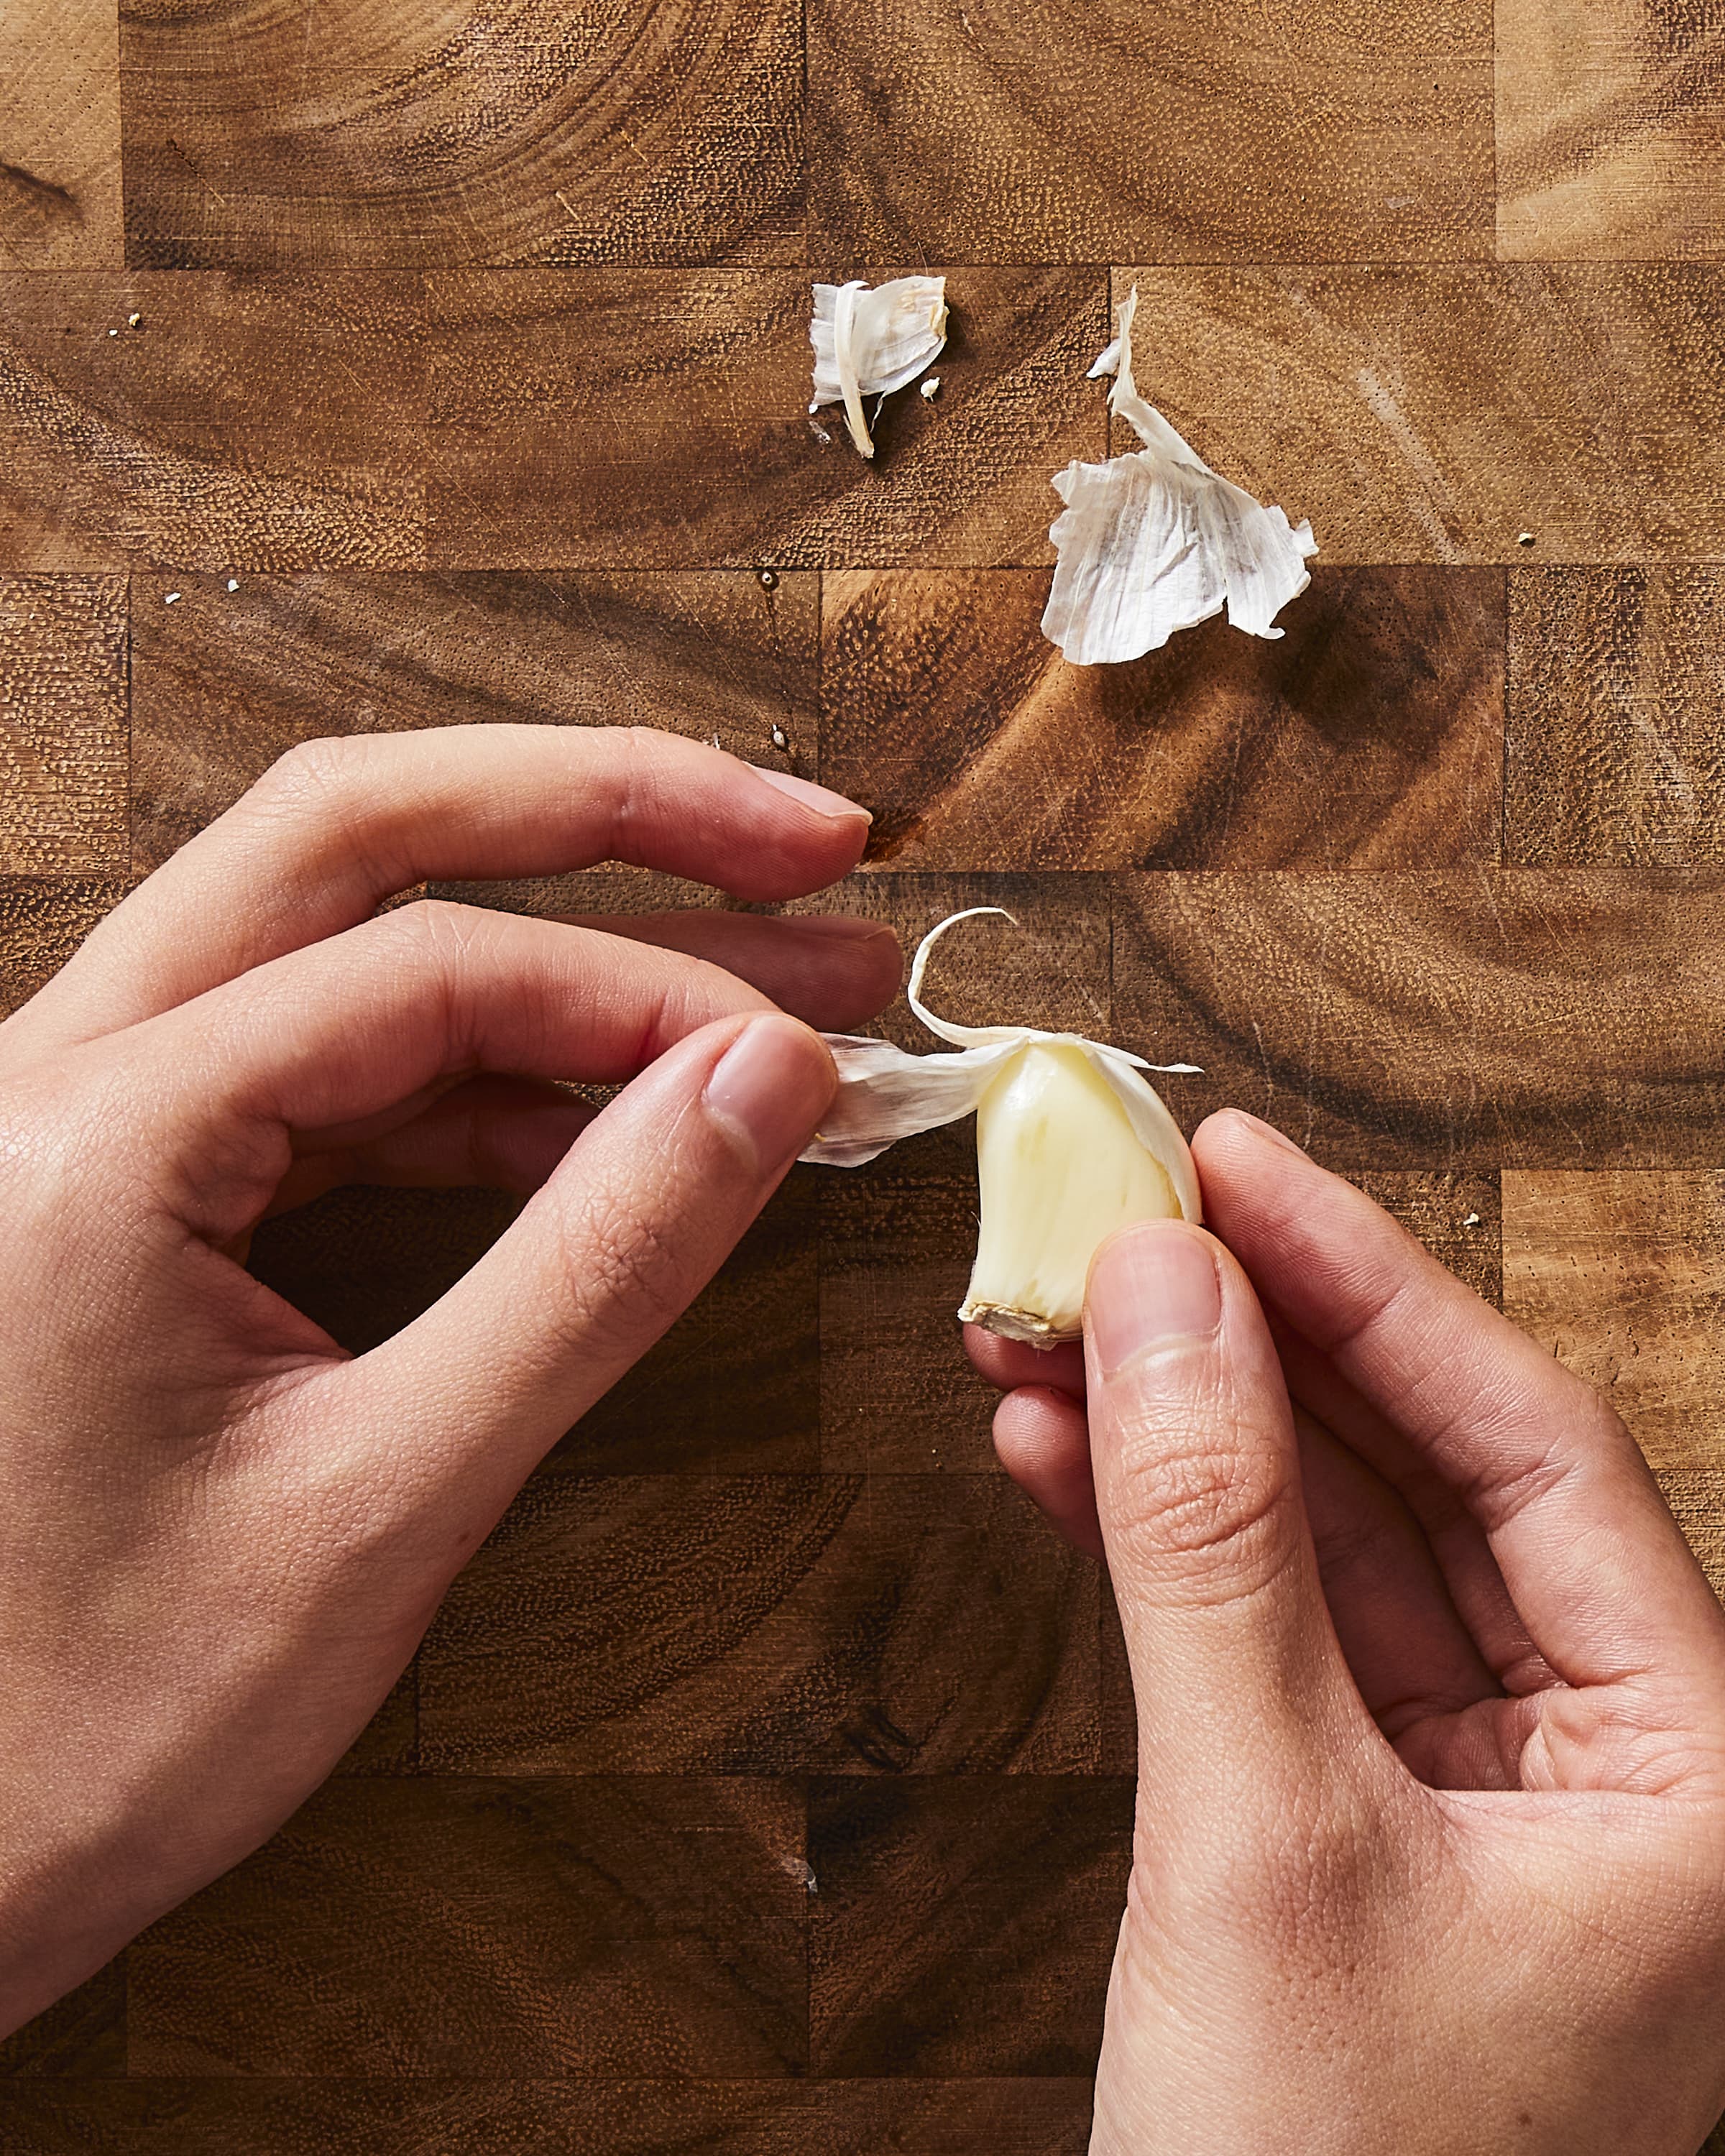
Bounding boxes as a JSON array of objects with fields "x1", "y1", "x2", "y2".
[
  {"x1": 962, "y1": 1041, "x2": 1184, "y2": 1345},
  {"x1": 1041, "y1": 285, "x2": 1317, "y2": 664},
  {"x1": 801, "y1": 909, "x2": 1201, "y2": 1347},
  {"x1": 809, "y1": 277, "x2": 948, "y2": 458}
]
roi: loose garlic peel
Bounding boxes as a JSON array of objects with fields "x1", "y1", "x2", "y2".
[
  {"x1": 809, "y1": 277, "x2": 948, "y2": 458},
  {"x1": 1041, "y1": 286, "x2": 1318, "y2": 665},
  {"x1": 801, "y1": 909, "x2": 1201, "y2": 1347}
]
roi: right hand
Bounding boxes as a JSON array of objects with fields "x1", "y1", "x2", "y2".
[{"x1": 970, "y1": 1110, "x2": 1725, "y2": 2153}]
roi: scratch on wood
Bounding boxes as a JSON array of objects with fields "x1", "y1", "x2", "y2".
[{"x1": 164, "y1": 136, "x2": 231, "y2": 208}]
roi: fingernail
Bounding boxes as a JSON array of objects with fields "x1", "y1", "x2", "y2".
[
  {"x1": 1086, "y1": 1222, "x2": 1222, "y2": 1375},
  {"x1": 1231, "y1": 1110, "x2": 1309, "y2": 1159},
  {"x1": 704, "y1": 1015, "x2": 836, "y2": 1176},
  {"x1": 753, "y1": 766, "x2": 873, "y2": 824},
  {"x1": 788, "y1": 913, "x2": 896, "y2": 941}
]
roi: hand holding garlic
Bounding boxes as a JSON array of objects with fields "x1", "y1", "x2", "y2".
[
  {"x1": 965, "y1": 1114, "x2": 1725, "y2": 2156},
  {"x1": 803, "y1": 908, "x2": 1201, "y2": 1344}
]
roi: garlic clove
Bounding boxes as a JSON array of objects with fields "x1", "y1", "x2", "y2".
[
  {"x1": 800, "y1": 910, "x2": 1201, "y2": 1346},
  {"x1": 960, "y1": 1039, "x2": 1186, "y2": 1345}
]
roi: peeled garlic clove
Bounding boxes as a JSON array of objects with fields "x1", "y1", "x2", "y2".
[
  {"x1": 1042, "y1": 285, "x2": 1317, "y2": 664},
  {"x1": 809, "y1": 276, "x2": 948, "y2": 458},
  {"x1": 962, "y1": 1039, "x2": 1186, "y2": 1345},
  {"x1": 801, "y1": 909, "x2": 1200, "y2": 1347}
]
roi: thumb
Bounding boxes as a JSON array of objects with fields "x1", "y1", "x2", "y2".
[
  {"x1": 1085, "y1": 1220, "x2": 1374, "y2": 1814},
  {"x1": 331, "y1": 1011, "x2": 834, "y2": 1506}
]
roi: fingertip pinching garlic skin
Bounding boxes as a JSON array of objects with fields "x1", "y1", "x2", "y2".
[{"x1": 801, "y1": 910, "x2": 1200, "y2": 1348}]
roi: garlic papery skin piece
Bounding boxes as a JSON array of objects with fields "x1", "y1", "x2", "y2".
[
  {"x1": 961, "y1": 1040, "x2": 1184, "y2": 1345},
  {"x1": 809, "y1": 276, "x2": 948, "y2": 458},
  {"x1": 1041, "y1": 285, "x2": 1317, "y2": 664},
  {"x1": 800, "y1": 909, "x2": 1201, "y2": 1346}
]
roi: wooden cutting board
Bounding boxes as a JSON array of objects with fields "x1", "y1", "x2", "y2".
[{"x1": 1, "y1": 0, "x2": 1723, "y2": 2147}]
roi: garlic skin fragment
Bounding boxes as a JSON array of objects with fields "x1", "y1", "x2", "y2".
[
  {"x1": 962, "y1": 1040, "x2": 1183, "y2": 1345},
  {"x1": 1041, "y1": 285, "x2": 1317, "y2": 665},
  {"x1": 801, "y1": 909, "x2": 1201, "y2": 1348},
  {"x1": 809, "y1": 277, "x2": 948, "y2": 459}
]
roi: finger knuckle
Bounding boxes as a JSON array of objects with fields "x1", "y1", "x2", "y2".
[
  {"x1": 375, "y1": 895, "x2": 495, "y2": 969},
  {"x1": 1111, "y1": 1409, "x2": 1292, "y2": 1595},
  {"x1": 359, "y1": 900, "x2": 505, "y2": 1061},
  {"x1": 602, "y1": 725, "x2": 655, "y2": 855},
  {"x1": 557, "y1": 1193, "x2": 691, "y2": 1353},
  {"x1": 1135, "y1": 1789, "x2": 1402, "y2": 1966},
  {"x1": 251, "y1": 733, "x2": 366, "y2": 816}
]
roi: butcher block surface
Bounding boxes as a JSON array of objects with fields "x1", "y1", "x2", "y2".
[{"x1": 2, "y1": 0, "x2": 1725, "y2": 2147}]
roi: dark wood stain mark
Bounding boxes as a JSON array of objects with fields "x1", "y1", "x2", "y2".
[
  {"x1": 0, "y1": 160, "x2": 79, "y2": 221},
  {"x1": 826, "y1": 567, "x2": 1505, "y2": 870}
]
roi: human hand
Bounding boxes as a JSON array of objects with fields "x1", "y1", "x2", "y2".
[
  {"x1": 0, "y1": 724, "x2": 898, "y2": 2039},
  {"x1": 968, "y1": 1111, "x2": 1725, "y2": 2154}
]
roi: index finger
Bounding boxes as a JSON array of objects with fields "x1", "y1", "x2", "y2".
[
  {"x1": 1194, "y1": 1110, "x2": 1725, "y2": 1703},
  {"x1": 9, "y1": 725, "x2": 873, "y2": 1051}
]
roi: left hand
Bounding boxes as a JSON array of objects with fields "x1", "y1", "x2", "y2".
[{"x1": 0, "y1": 723, "x2": 898, "y2": 2040}]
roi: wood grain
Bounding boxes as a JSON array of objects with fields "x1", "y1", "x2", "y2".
[
  {"x1": 121, "y1": 0, "x2": 803, "y2": 270},
  {"x1": 809, "y1": 1777, "x2": 1131, "y2": 2075},
  {"x1": 431, "y1": 865, "x2": 727, "y2": 924},
  {"x1": 1503, "y1": 1170, "x2": 1725, "y2": 1480},
  {"x1": 1108, "y1": 266, "x2": 1725, "y2": 562},
  {"x1": 1503, "y1": 1169, "x2": 1725, "y2": 1602},
  {"x1": 244, "y1": 1173, "x2": 824, "y2": 1475},
  {"x1": 810, "y1": 0, "x2": 1491, "y2": 264},
  {"x1": 333, "y1": 1665, "x2": 419, "y2": 1778},
  {"x1": 424, "y1": 267, "x2": 1106, "y2": 569},
  {"x1": 1509, "y1": 567, "x2": 1725, "y2": 865},
  {"x1": 418, "y1": 1474, "x2": 1098, "y2": 1774},
  {"x1": 0, "y1": 0, "x2": 121, "y2": 268},
  {"x1": 0, "y1": 2079, "x2": 1094, "y2": 2154},
  {"x1": 1498, "y1": 0, "x2": 1725, "y2": 259},
  {"x1": 249, "y1": 1185, "x2": 520, "y2": 1361},
  {"x1": 558, "y1": 1176, "x2": 819, "y2": 1475},
  {"x1": 130, "y1": 568, "x2": 816, "y2": 868},
  {"x1": 1111, "y1": 870, "x2": 1725, "y2": 1169},
  {"x1": 0, "y1": 1961, "x2": 123, "y2": 2079},
  {"x1": 0, "y1": 878, "x2": 131, "y2": 1018},
  {"x1": 0, "y1": 875, "x2": 132, "y2": 1018},
  {"x1": 0, "y1": 1, "x2": 1721, "y2": 2140},
  {"x1": 0, "y1": 274, "x2": 425, "y2": 572},
  {"x1": 0, "y1": 576, "x2": 127, "y2": 872},
  {"x1": 823, "y1": 568, "x2": 1506, "y2": 869},
  {"x1": 820, "y1": 1158, "x2": 996, "y2": 1474},
  {"x1": 1357, "y1": 1169, "x2": 1504, "y2": 1309},
  {"x1": 129, "y1": 1777, "x2": 808, "y2": 2075}
]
